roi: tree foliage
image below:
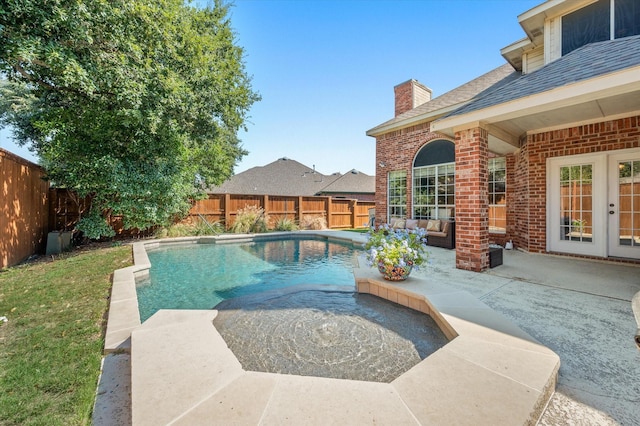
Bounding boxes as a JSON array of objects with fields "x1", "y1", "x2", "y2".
[{"x1": 0, "y1": 0, "x2": 259, "y2": 238}]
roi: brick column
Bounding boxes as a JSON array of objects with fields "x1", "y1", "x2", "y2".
[{"x1": 455, "y1": 127, "x2": 489, "y2": 272}]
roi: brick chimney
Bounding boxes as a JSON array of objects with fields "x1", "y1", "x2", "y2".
[{"x1": 394, "y1": 79, "x2": 432, "y2": 117}]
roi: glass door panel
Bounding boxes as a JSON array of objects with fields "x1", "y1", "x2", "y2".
[
  {"x1": 608, "y1": 151, "x2": 640, "y2": 259},
  {"x1": 617, "y1": 160, "x2": 640, "y2": 247},
  {"x1": 559, "y1": 164, "x2": 593, "y2": 243}
]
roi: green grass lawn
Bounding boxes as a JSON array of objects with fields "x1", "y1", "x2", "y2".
[{"x1": 0, "y1": 245, "x2": 132, "y2": 426}]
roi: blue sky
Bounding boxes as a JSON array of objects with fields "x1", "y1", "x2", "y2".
[{"x1": 1, "y1": 0, "x2": 541, "y2": 175}]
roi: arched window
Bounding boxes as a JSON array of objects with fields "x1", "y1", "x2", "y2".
[{"x1": 413, "y1": 140, "x2": 455, "y2": 220}]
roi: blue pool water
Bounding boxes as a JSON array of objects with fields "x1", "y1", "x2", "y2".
[{"x1": 136, "y1": 237, "x2": 360, "y2": 322}]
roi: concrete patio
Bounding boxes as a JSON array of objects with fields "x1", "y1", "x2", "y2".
[{"x1": 93, "y1": 231, "x2": 640, "y2": 425}]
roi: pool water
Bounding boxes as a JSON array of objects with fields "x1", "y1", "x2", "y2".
[
  {"x1": 136, "y1": 238, "x2": 360, "y2": 322},
  {"x1": 214, "y1": 288, "x2": 448, "y2": 382}
]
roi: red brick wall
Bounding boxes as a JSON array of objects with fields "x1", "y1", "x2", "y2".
[
  {"x1": 374, "y1": 122, "x2": 453, "y2": 226},
  {"x1": 520, "y1": 115, "x2": 640, "y2": 253},
  {"x1": 374, "y1": 113, "x2": 640, "y2": 270},
  {"x1": 512, "y1": 137, "x2": 530, "y2": 252},
  {"x1": 394, "y1": 81, "x2": 414, "y2": 117},
  {"x1": 455, "y1": 127, "x2": 489, "y2": 271},
  {"x1": 394, "y1": 80, "x2": 431, "y2": 117}
]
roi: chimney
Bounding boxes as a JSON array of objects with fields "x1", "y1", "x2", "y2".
[{"x1": 394, "y1": 79, "x2": 432, "y2": 117}]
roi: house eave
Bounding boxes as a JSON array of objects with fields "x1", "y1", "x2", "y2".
[
  {"x1": 366, "y1": 104, "x2": 462, "y2": 138},
  {"x1": 517, "y1": 0, "x2": 597, "y2": 45},
  {"x1": 500, "y1": 37, "x2": 534, "y2": 71},
  {"x1": 431, "y1": 65, "x2": 640, "y2": 137}
]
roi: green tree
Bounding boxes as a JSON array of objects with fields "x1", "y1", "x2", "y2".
[{"x1": 0, "y1": 0, "x2": 259, "y2": 238}]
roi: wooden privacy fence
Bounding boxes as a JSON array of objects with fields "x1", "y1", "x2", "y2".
[
  {"x1": 45, "y1": 191, "x2": 375, "y2": 235},
  {"x1": 49, "y1": 188, "x2": 91, "y2": 232},
  {"x1": 188, "y1": 193, "x2": 375, "y2": 230},
  {"x1": 0, "y1": 149, "x2": 49, "y2": 269}
]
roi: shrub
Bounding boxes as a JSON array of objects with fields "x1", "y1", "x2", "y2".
[
  {"x1": 300, "y1": 215, "x2": 327, "y2": 230},
  {"x1": 77, "y1": 210, "x2": 116, "y2": 239},
  {"x1": 231, "y1": 205, "x2": 267, "y2": 233},
  {"x1": 193, "y1": 217, "x2": 224, "y2": 235},
  {"x1": 273, "y1": 216, "x2": 298, "y2": 231},
  {"x1": 155, "y1": 218, "x2": 223, "y2": 237}
]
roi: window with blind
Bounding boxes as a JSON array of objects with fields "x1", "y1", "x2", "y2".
[{"x1": 562, "y1": 0, "x2": 640, "y2": 56}]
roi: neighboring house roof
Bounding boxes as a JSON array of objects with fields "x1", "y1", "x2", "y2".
[
  {"x1": 446, "y1": 35, "x2": 640, "y2": 119},
  {"x1": 208, "y1": 157, "x2": 374, "y2": 197},
  {"x1": 317, "y1": 169, "x2": 375, "y2": 195},
  {"x1": 366, "y1": 64, "x2": 520, "y2": 136}
]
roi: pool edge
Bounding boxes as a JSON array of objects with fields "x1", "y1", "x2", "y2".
[{"x1": 104, "y1": 231, "x2": 367, "y2": 354}]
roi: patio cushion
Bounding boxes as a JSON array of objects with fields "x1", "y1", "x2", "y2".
[
  {"x1": 392, "y1": 219, "x2": 406, "y2": 229},
  {"x1": 426, "y1": 220, "x2": 441, "y2": 231}
]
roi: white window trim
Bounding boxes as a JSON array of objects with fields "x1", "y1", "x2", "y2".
[
  {"x1": 547, "y1": 153, "x2": 607, "y2": 257},
  {"x1": 387, "y1": 170, "x2": 407, "y2": 220}
]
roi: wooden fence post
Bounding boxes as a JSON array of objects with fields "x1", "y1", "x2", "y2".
[
  {"x1": 224, "y1": 193, "x2": 231, "y2": 230},
  {"x1": 263, "y1": 194, "x2": 269, "y2": 224},
  {"x1": 297, "y1": 196, "x2": 303, "y2": 224},
  {"x1": 351, "y1": 199, "x2": 356, "y2": 229}
]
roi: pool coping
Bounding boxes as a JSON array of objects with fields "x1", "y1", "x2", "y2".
[
  {"x1": 105, "y1": 232, "x2": 560, "y2": 424},
  {"x1": 105, "y1": 231, "x2": 359, "y2": 353}
]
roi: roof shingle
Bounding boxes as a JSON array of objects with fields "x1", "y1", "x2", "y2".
[
  {"x1": 367, "y1": 64, "x2": 519, "y2": 134},
  {"x1": 208, "y1": 158, "x2": 374, "y2": 197},
  {"x1": 318, "y1": 169, "x2": 375, "y2": 194},
  {"x1": 446, "y1": 35, "x2": 640, "y2": 118}
]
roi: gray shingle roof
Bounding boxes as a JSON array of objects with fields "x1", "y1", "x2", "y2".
[
  {"x1": 367, "y1": 64, "x2": 520, "y2": 135},
  {"x1": 446, "y1": 35, "x2": 640, "y2": 118},
  {"x1": 208, "y1": 157, "x2": 344, "y2": 196},
  {"x1": 317, "y1": 169, "x2": 375, "y2": 194}
]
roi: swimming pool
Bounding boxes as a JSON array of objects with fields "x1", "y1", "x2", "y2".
[{"x1": 136, "y1": 237, "x2": 360, "y2": 321}]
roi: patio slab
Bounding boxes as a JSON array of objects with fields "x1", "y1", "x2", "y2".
[
  {"x1": 94, "y1": 231, "x2": 640, "y2": 425},
  {"x1": 130, "y1": 310, "x2": 244, "y2": 426},
  {"x1": 123, "y1": 234, "x2": 559, "y2": 425}
]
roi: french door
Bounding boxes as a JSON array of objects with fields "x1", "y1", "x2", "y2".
[
  {"x1": 608, "y1": 150, "x2": 640, "y2": 258},
  {"x1": 547, "y1": 148, "x2": 640, "y2": 260}
]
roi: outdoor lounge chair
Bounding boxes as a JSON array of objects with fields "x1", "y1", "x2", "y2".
[{"x1": 389, "y1": 218, "x2": 456, "y2": 249}]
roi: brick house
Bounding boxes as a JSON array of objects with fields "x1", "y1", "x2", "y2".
[{"x1": 367, "y1": 0, "x2": 640, "y2": 271}]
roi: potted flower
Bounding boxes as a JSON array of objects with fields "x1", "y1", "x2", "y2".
[{"x1": 364, "y1": 225, "x2": 429, "y2": 281}]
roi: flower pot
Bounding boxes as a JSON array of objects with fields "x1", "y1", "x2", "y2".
[{"x1": 377, "y1": 261, "x2": 413, "y2": 281}]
